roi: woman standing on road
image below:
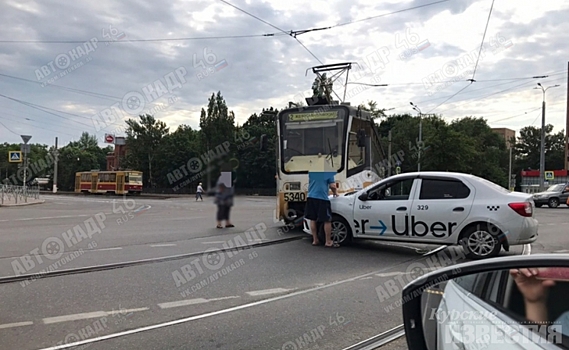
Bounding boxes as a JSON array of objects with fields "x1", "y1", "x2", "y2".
[{"x1": 214, "y1": 182, "x2": 234, "y2": 228}]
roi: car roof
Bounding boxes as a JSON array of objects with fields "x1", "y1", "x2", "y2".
[{"x1": 385, "y1": 171, "x2": 478, "y2": 180}]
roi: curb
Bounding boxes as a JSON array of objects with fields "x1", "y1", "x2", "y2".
[{"x1": 0, "y1": 199, "x2": 45, "y2": 207}]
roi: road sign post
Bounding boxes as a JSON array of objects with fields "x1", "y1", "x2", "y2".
[{"x1": 21, "y1": 135, "x2": 31, "y2": 191}]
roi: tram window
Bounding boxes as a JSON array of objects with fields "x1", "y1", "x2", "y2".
[{"x1": 348, "y1": 133, "x2": 364, "y2": 170}]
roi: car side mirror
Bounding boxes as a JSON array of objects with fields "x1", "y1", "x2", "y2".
[
  {"x1": 358, "y1": 192, "x2": 368, "y2": 201},
  {"x1": 401, "y1": 255, "x2": 569, "y2": 350},
  {"x1": 260, "y1": 134, "x2": 268, "y2": 151}
]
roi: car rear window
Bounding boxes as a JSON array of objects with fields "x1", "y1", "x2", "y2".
[
  {"x1": 472, "y1": 176, "x2": 510, "y2": 194},
  {"x1": 419, "y1": 179, "x2": 471, "y2": 199}
]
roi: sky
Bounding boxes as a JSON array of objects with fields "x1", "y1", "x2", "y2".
[{"x1": 0, "y1": 0, "x2": 567, "y2": 148}]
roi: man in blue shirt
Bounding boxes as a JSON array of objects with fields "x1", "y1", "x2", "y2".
[{"x1": 305, "y1": 170, "x2": 339, "y2": 247}]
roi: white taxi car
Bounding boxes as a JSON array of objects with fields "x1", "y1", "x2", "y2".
[{"x1": 303, "y1": 172, "x2": 538, "y2": 259}]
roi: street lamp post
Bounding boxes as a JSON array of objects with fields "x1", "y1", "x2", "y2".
[
  {"x1": 535, "y1": 83, "x2": 560, "y2": 191},
  {"x1": 410, "y1": 102, "x2": 422, "y2": 172}
]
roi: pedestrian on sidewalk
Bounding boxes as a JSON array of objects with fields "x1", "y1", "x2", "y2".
[
  {"x1": 214, "y1": 182, "x2": 234, "y2": 228},
  {"x1": 196, "y1": 182, "x2": 204, "y2": 201}
]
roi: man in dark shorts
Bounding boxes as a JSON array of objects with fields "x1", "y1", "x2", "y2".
[{"x1": 304, "y1": 170, "x2": 339, "y2": 247}]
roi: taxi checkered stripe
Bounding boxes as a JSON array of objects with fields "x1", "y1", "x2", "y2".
[{"x1": 487, "y1": 205, "x2": 500, "y2": 211}]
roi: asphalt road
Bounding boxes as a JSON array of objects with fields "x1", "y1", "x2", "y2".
[{"x1": 0, "y1": 195, "x2": 566, "y2": 350}]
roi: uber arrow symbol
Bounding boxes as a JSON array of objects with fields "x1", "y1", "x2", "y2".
[{"x1": 370, "y1": 220, "x2": 387, "y2": 235}]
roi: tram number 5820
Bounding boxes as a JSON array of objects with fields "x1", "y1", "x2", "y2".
[{"x1": 284, "y1": 192, "x2": 306, "y2": 202}]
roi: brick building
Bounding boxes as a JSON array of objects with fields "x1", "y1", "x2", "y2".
[
  {"x1": 491, "y1": 128, "x2": 516, "y2": 148},
  {"x1": 106, "y1": 136, "x2": 128, "y2": 171}
]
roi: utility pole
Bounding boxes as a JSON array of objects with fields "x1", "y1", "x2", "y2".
[
  {"x1": 20, "y1": 135, "x2": 31, "y2": 191},
  {"x1": 53, "y1": 137, "x2": 58, "y2": 193},
  {"x1": 386, "y1": 130, "x2": 392, "y2": 176},
  {"x1": 206, "y1": 140, "x2": 211, "y2": 192},
  {"x1": 566, "y1": 61, "x2": 569, "y2": 172},
  {"x1": 410, "y1": 102, "x2": 422, "y2": 172},
  {"x1": 508, "y1": 146, "x2": 512, "y2": 191},
  {"x1": 536, "y1": 83, "x2": 560, "y2": 191}
]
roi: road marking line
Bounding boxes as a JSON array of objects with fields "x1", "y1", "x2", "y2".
[
  {"x1": 360, "y1": 277, "x2": 373, "y2": 280},
  {"x1": 375, "y1": 272, "x2": 404, "y2": 277},
  {"x1": 94, "y1": 247, "x2": 123, "y2": 251},
  {"x1": 0, "y1": 321, "x2": 33, "y2": 329},
  {"x1": 158, "y1": 298, "x2": 208, "y2": 308},
  {"x1": 0, "y1": 213, "x2": 115, "y2": 222},
  {"x1": 157, "y1": 296, "x2": 239, "y2": 309},
  {"x1": 246, "y1": 288, "x2": 294, "y2": 296},
  {"x1": 201, "y1": 241, "x2": 228, "y2": 244},
  {"x1": 43, "y1": 308, "x2": 149, "y2": 324},
  {"x1": 150, "y1": 244, "x2": 177, "y2": 247},
  {"x1": 34, "y1": 265, "x2": 427, "y2": 350}
]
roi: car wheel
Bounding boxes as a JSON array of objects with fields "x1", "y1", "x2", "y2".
[
  {"x1": 317, "y1": 216, "x2": 352, "y2": 245},
  {"x1": 548, "y1": 198, "x2": 560, "y2": 208},
  {"x1": 460, "y1": 224, "x2": 501, "y2": 260}
]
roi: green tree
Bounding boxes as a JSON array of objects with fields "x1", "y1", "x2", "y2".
[
  {"x1": 199, "y1": 91, "x2": 236, "y2": 188},
  {"x1": 0, "y1": 143, "x2": 49, "y2": 185},
  {"x1": 235, "y1": 108, "x2": 278, "y2": 189},
  {"x1": 449, "y1": 117, "x2": 509, "y2": 187},
  {"x1": 55, "y1": 132, "x2": 110, "y2": 190},
  {"x1": 358, "y1": 100, "x2": 387, "y2": 120},
  {"x1": 155, "y1": 125, "x2": 201, "y2": 189},
  {"x1": 124, "y1": 114, "x2": 169, "y2": 188},
  {"x1": 514, "y1": 125, "x2": 565, "y2": 171}
]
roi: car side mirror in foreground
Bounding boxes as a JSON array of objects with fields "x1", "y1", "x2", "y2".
[
  {"x1": 402, "y1": 255, "x2": 569, "y2": 350},
  {"x1": 358, "y1": 192, "x2": 368, "y2": 201}
]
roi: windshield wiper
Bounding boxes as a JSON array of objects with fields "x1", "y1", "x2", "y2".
[{"x1": 326, "y1": 138, "x2": 334, "y2": 167}]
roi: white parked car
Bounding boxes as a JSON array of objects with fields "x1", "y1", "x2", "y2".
[{"x1": 303, "y1": 172, "x2": 538, "y2": 259}]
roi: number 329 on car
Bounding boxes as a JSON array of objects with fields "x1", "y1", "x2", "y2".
[{"x1": 284, "y1": 192, "x2": 306, "y2": 202}]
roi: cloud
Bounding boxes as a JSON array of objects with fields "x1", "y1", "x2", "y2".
[{"x1": 0, "y1": 0, "x2": 567, "y2": 149}]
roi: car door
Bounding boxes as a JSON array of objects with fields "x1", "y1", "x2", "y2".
[
  {"x1": 409, "y1": 176, "x2": 475, "y2": 244},
  {"x1": 353, "y1": 176, "x2": 418, "y2": 239},
  {"x1": 561, "y1": 184, "x2": 569, "y2": 205}
]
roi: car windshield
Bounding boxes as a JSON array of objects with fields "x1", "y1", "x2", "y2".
[{"x1": 546, "y1": 184, "x2": 564, "y2": 192}]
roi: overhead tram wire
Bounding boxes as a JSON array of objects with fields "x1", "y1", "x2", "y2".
[
  {"x1": 217, "y1": 0, "x2": 324, "y2": 64},
  {"x1": 470, "y1": 0, "x2": 495, "y2": 81},
  {"x1": 0, "y1": 93, "x2": 96, "y2": 129},
  {"x1": 0, "y1": 1, "x2": 449, "y2": 45},
  {"x1": 436, "y1": 80, "x2": 543, "y2": 116},
  {"x1": 0, "y1": 33, "x2": 285, "y2": 44},
  {"x1": 425, "y1": 0, "x2": 495, "y2": 114},
  {"x1": 0, "y1": 120, "x2": 20, "y2": 136},
  {"x1": 0, "y1": 115, "x2": 78, "y2": 138},
  {"x1": 437, "y1": 75, "x2": 568, "y2": 117},
  {"x1": 0, "y1": 73, "x2": 120, "y2": 102}
]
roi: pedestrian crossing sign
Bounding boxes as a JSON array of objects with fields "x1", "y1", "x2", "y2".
[
  {"x1": 545, "y1": 171, "x2": 554, "y2": 180},
  {"x1": 8, "y1": 151, "x2": 22, "y2": 163}
]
